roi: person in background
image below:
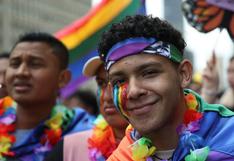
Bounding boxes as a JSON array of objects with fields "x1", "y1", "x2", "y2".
[
  {"x1": 202, "y1": 53, "x2": 234, "y2": 110},
  {"x1": 97, "y1": 15, "x2": 234, "y2": 160},
  {"x1": 188, "y1": 71, "x2": 203, "y2": 94},
  {"x1": 64, "y1": 89, "x2": 99, "y2": 117},
  {"x1": 0, "y1": 32, "x2": 93, "y2": 161},
  {"x1": 0, "y1": 52, "x2": 10, "y2": 98},
  {"x1": 44, "y1": 56, "x2": 129, "y2": 161}
]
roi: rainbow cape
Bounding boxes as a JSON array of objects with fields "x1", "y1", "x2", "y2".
[{"x1": 55, "y1": 0, "x2": 145, "y2": 98}]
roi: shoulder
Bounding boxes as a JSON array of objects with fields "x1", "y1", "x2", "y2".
[
  {"x1": 107, "y1": 135, "x2": 133, "y2": 161},
  {"x1": 64, "y1": 130, "x2": 93, "y2": 161},
  {"x1": 199, "y1": 110, "x2": 234, "y2": 157},
  {"x1": 64, "y1": 129, "x2": 92, "y2": 147},
  {"x1": 45, "y1": 130, "x2": 93, "y2": 161}
]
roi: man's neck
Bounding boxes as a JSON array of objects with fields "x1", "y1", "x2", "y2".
[
  {"x1": 16, "y1": 101, "x2": 56, "y2": 129},
  {"x1": 148, "y1": 124, "x2": 180, "y2": 150},
  {"x1": 147, "y1": 99, "x2": 187, "y2": 150},
  {"x1": 112, "y1": 126, "x2": 126, "y2": 145}
]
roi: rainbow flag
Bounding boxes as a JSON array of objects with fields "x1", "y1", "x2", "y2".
[{"x1": 55, "y1": 0, "x2": 145, "y2": 98}]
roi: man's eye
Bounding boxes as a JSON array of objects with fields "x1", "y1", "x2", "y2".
[
  {"x1": 142, "y1": 69, "x2": 158, "y2": 77},
  {"x1": 29, "y1": 61, "x2": 44, "y2": 68},
  {"x1": 9, "y1": 61, "x2": 20, "y2": 68},
  {"x1": 111, "y1": 79, "x2": 125, "y2": 87}
]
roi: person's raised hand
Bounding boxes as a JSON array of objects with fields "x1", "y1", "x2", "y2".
[{"x1": 201, "y1": 52, "x2": 220, "y2": 103}]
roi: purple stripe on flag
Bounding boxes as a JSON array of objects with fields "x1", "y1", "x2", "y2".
[{"x1": 60, "y1": 76, "x2": 89, "y2": 98}]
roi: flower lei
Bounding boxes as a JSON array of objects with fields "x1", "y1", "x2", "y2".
[
  {"x1": 88, "y1": 115, "x2": 117, "y2": 161},
  {"x1": 130, "y1": 93, "x2": 210, "y2": 161},
  {"x1": 0, "y1": 96, "x2": 71, "y2": 160},
  {"x1": 0, "y1": 97, "x2": 16, "y2": 160}
]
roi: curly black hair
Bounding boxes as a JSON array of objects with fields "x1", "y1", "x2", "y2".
[{"x1": 98, "y1": 15, "x2": 186, "y2": 61}]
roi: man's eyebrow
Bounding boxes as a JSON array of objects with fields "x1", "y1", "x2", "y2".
[
  {"x1": 9, "y1": 56, "x2": 19, "y2": 60},
  {"x1": 109, "y1": 62, "x2": 163, "y2": 78},
  {"x1": 109, "y1": 71, "x2": 125, "y2": 79},
  {"x1": 133, "y1": 62, "x2": 163, "y2": 72},
  {"x1": 28, "y1": 55, "x2": 45, "y2": 60},
  {"x1": 10, "y1": 55, "x2": 44, "y2": 60}
]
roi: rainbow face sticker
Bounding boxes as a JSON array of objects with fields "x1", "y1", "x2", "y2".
[{"x1": 113, "y1": 82, "x2": 129, "y2": 119}]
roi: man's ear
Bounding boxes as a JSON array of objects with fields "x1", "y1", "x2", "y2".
[
  {"x1": 58, "y1": 69, "x2": 71, "y2": 88},
  {"x1": 178, "y1": 59, "x2": 193, "y2": 88}
]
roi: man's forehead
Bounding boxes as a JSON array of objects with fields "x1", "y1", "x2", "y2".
[
  {"x1": 10, "y1": 42, "x2": 54, "y2": 58},
  {"x1": 12, "y1": 42, "x2": 52, "y2": 53},
  {"x1": 108, "y1": 54, "x2": 165, "y2": 77}
]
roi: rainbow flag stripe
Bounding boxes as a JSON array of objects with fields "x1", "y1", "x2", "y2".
[{"x1": 56, "y1": 0, "x2": 144, "y2": 98}]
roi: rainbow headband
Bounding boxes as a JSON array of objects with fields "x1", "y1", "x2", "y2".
[{"x1": 104, "y1": 37, "x2": 183, "y2": 70}]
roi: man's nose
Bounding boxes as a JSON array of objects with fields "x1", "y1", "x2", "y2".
[
  {"x1": 16, "y1": 64, "x2": 30, "y2": 76},
  {"x1": 103, "y1": 83, "x2": 113, "y2": 102},
  {"x1": 127, "y1": 77, "x2": 147, "y2": 100}
]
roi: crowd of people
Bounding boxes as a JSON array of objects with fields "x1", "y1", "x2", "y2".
[{"x1": 0, "y1": 14, "x2": 234, "y2": 161}]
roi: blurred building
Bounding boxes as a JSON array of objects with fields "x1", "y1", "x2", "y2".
[
  {"x1": 0, "y1": 0, "x2": 91, "y2": 51},
  {"x1": 164, "y1": 0, "x2": 183, "y2": 33}
]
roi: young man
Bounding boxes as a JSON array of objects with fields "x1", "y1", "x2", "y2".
[
  {"x1": 98, "y1": 15, "x2": 234, "y2": 160},
  {"x1": 0, "y1": 32, "x2": 93, "y2": 161},
  {"x1": 0, "y1": 52, "x2": 9, "y2": 98},
  {"x1": 44, "y1": 56, "x2": 129, "y2": 161}
]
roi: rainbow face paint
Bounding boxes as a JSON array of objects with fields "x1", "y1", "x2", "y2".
[
  {"x1": 97, "y1": 87, "x2": 105, "y2": 110},
  {"x1": 113, "y1": 82, "x2": 129, "y2": 119}
]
